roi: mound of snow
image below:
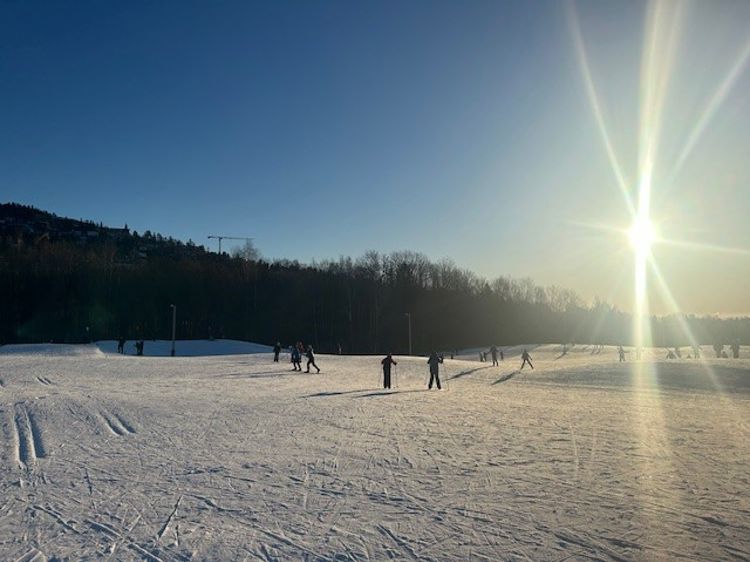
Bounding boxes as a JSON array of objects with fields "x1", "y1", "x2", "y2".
[
  {"x1": 96, "y1": 338, "x2": 273, "y2": 357},
  {"x1": 0, "y1": 343, "x2": 105, "y2": 357}
]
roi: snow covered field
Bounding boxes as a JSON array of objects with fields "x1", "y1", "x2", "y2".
[{"x1": 0, "y1": 343, "x2": 748, "y2": 561}]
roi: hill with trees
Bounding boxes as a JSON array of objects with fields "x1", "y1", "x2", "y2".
[{"x1": 1, "y1": 202, "x2": 748, "y2": 351}]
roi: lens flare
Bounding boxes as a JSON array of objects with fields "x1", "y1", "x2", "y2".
[
  {"x1": 570, "y1": 0, "x2": 748, "y2": 354},
  {"x1": 628, "y1": 217, "x2": 657, "y2": 255}
]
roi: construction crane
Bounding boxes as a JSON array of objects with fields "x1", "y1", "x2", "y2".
[{"x1": 208, "y1": 235, "x2": 253, "y2": 254}]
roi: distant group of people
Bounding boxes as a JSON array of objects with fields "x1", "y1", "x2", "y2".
[
  {"x1": 662, "y1": 343, "x2": 742, "y2": 360},
  {"x1": 380, "y1": 351, "x2": 446, "y2": 390},
  {"x1": 479, "y1": 346, "x2": 505, "y2": 364},
  {"x1": 377, "y1": 348, "x2": 534, "y2": 390},
  {"x1": 117, "y1": 337, "x2": 145, "y2": 356},
  {"x1": 288, "y1": 342, "x2": 320, "y2": 373},
  {"x1": 713, "y1": 342, "x2": 741, "y2": 359}
]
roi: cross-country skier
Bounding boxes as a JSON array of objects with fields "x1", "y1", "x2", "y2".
[
  {"x1": 427, "y1": 351, "x2": 443, "y2": 389},
  {"x1": 306, "y1": 345, "x2": 321, "y2": 373},
  {"x1": 490, "y1": 345, "x2": 499, "y2": 366},
  {"x1": 618, "y1": 346, "x2": 626, "y2": 362},
  {"x1": 381, "y1": 353, "x2": 397, "y2": 389},
  {"x1": 520, "y1": 349, "x2": 533, "y2": 370},
  {"x1": 291, "y1": 343, "x2": 302, "y2": 371},
  {"x1": 273, "y1": 341, "x2": 281, "y2": 362}
]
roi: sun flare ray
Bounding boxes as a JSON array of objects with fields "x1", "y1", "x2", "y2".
[
  {"x1": 568, "y1": 2, "x2": 635, "y2": 216},
  {"x1": 666, "y1": 35, "x2": 750, "y2": 187},
  {"x1": 657, "y1": 237, "x2": 750, "y2": 256}
]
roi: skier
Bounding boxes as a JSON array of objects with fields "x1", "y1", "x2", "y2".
[
  {"x1": 490, "y1": 345, "x2": 499, "y2": 366},
  {"x1": 381, "y1": 353, "x2": 397, "y2": 389},
  {"x1": 273, "y1": 341, "x2": 281, "y2": 363},
  {"x1": 520, "y1": 349, "x2": 533, "y2": 370},
  {"x1": 291, "y1": 344, "x2": 302, "y2": 371},
  {"x1": 618, "y1": 346, "x2": 626, "y2": 362},
  {"x1": 427, "y1": 351, "x2": 443, "y2": 390},
  {"x1": 117, "y1": 337, "x2": 126, "y2": 354},
  {"x1": 136, "y1": 340, "x2": 144, "y2": 356},
  {"x1": 306, "y1": 345, "x2": 321, "y2": 373}
]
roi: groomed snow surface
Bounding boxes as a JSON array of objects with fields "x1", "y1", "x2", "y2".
[{"x1": 0, "y1": 342, "x2": 748, "y2": 561}]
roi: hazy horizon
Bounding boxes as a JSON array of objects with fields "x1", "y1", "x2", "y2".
[{"x1": 2, "y1": 0, "x2": 749, "y2": 316}]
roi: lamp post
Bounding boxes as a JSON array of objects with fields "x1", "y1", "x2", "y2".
[
  {"x1": 170, "y1": 304, "x2": 177, "y2": 357},
  {"x1": 404, "y1": 312, "x2": 412, "y2": 356}
]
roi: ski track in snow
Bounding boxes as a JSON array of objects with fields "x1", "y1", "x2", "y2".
[{"x1": 0, "y1": 343, "x2": 748, "y2": 561}]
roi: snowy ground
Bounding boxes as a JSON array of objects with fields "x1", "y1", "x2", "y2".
[{"x1": 0, "y1": 343, "x2": 748, "y2": 561}]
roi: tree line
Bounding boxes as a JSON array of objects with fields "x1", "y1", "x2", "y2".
[{"x1": 1, "y1": 237, "x2": 749, "y2": 352}]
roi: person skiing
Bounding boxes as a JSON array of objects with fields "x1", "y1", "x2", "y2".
[
  {"x1": 427, "y1": 351, "x2": 443, "y2": 389},
  {"x1": 520, "y1": 349, "x2": 533, "y2": 370},
  {"x1": 381, "y1": 353, "x2": 397, "y2": 389},
  {"x1": 305, "y1": 345, "x2": 321, "y2": 373},
  {"x1": 291, "y1": 343, "x2": 302, "y2": 371},
  {"x1": 618, "y1": 346, "x2": 626, "y2": 362},
  {"x1": 273, "y1": 341, "x2": 281, "y2": 363},
  {"x1": 117, "y1": 337, "x2": 126, "y2": 354},
  {"x1": 490, "y1": 345, "x2": 499, "y2": 366}
]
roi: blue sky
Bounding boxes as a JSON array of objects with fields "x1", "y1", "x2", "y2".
[{"x1": 2, "y1": 1, "x2": 750, "y2": 314}]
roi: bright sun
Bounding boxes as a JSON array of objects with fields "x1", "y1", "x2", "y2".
[{"x1": 628, "y1": 217, "x2": 656, "y2": 255}]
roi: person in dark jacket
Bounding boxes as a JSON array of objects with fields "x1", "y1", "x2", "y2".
[
  {"x1": 306, "y1": 345, "x2": 321, "y2": 373},
  {"x1": 381, "y1": 353, "x2": 397, "y2": 389},
  {"x1": 490, "y1": 345, "x2": 499, "y2": 366},
  {"x1": 520, "y1": 349, "x2": 533, "y2": 370},
  {"x1": 273, "y1": 341, "x2": 281, "y2": 362},
  {"x1": 427, "y1": 351, "x2": 443, "y2": 389},
  {"x1": 291, "y1": 343, "x2": 302, "y2": 371}
]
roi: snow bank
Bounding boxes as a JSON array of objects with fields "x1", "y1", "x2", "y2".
[
  {"x1": 96, "y1": 338, "x2": 273, "y2": 356},
  {"x1": 0, "y1": 343, "x2": 104, "y2": 357},
  {"x1": 0, "y1": 339, "x2": 272, "y2": 357}
]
